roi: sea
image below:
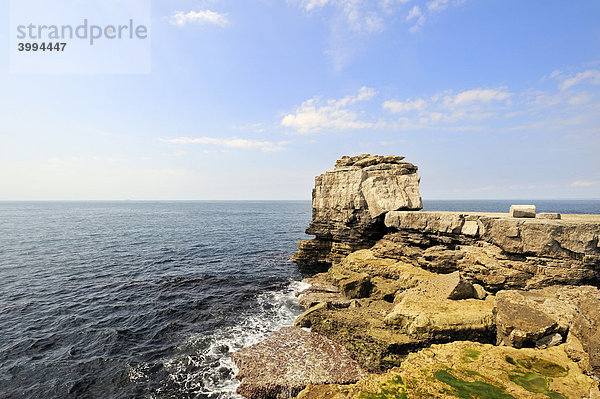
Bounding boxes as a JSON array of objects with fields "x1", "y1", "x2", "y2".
[{"x1": 1, "y1": 200, "x2": 599, "y2": 399}]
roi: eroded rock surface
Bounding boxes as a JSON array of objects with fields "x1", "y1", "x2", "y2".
[
  {"x1": 232, "y1": 327, "x2": 368, "y2": 399},
  {"x1": 383, "y1": 211, "x2": 600, "y2": 290},
  {"x1": 296, "y1": 341, "x2": 600, "y2": 399},
  {"x1": 232, "y1": 154, "x2": 600, "y2": 399},
  {"x1": 295, "y1": 248, "x2": 496, "y2": 371},
  {"x1": 291, "y1": 154, "x2": 422, "y2": 266},
  {"x1": 495, "y1": 285, "x2": 600, "y2": 375}
]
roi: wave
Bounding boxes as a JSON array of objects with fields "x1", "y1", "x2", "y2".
[{"x1": 129, "y1": 280, "x2": 310, "y2": 398}]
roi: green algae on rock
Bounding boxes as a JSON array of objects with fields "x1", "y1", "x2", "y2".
[
  {"x1": 294, "y1": 341, "x2": 599, "y2": 399},
  {"x1": 433, "y1": 369, "x2": 513, "y2": 399}
]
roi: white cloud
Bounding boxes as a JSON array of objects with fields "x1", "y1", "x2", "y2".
[
  {"x1": 337, "y1": 86, "x2": 377, "y2": 105},
  {"x1": 449, "y1": 88, "x2": 512, "y2": 106},
  {"x1": 383, "y1": 98, "x2": 427, "y2": 113},
  {"x1": 406, "y1": 5, "x2": 425, "y2": 32},
  {"x1": 295, "y1": 0, "x2": 465, "y2": 35},
  {"x1": 299, "y1": 0, "x2": 330, "y2": 11},
  {"x1": 232, "y1": 123, "x2": 266, "y2": 133},
  {"x1": 381, "y1": 88, "x2": 512, "y2": 127},
  {"x1": 567, "y1": 92, "x2": 593, "y2": 106},
  {"x1": 559, "y1": 69, "x2": 600, "y2": 91},
  {"x1": 281, "y1": 87, "x2": 377, "y2": 134},
  {"x1": 160, "y1": 137, "x2": 290, "y2": 152},
  {"x1": 571, "y1": 180, "x2": 599, "y2": 187},
  {"x1": 426, "y1": 0, "x2": 449, "y2": 11},
  {"x1": 277, "y1": 65, "x2": 600, "y2": 134},
  {"x1": 169, "y1": 10, "x2": 230, "y2": 27}
]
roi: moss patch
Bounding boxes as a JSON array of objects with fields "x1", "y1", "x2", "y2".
[
  {"x1": 359, "y1": 374, "x2": 408, "y2": 399},
  {"x1": 462, "y1": 349, "x2": 481, "y2": 363},
  {"x1": 464, "y1": 349, "x2": 481, "y2": 360},
  {"x1": 463, "y1": 369, "x2": 483, "y2": 378},
  {"x1": 515, "y1": 357, "x2": 568, "y2": 377},
  {"x1": 433, "y1": 369, "x2": 514, "y2": 399},
  {"x1": 508, "y1": 371, "x2": 566, "y2": 399},
  {"x1": 507, "y1": 357, "x2": 568, "y2": 399}
]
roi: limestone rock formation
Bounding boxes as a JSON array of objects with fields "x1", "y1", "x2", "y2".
[
  {"x1": 291, "y1": 154, "x2": 422, "y2": 266},
  {"x1": 296, "y1": 341, "x2": 600, "y2": 398},
  {"x1": 230, "y1": 155, "x2": 600, "y2": 399},
  {"x1": 385, "y1": 290, "x2": 495, "y2": 340},
  {"x1": 495, "y1": 285, "x2": 600, "y2": 375},
  {"x1": 384, "y1": 211, "x2": 600, "y2": 290},
  {"x1": 295, "y1": 248, "x2": 497, "y2": 371},
  {"x1": 231, "y1": 327, "x2": 368, "y2": 399}
]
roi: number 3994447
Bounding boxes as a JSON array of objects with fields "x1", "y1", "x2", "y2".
[{"x1": 18, "y1": 42, "x2": 67, "y2": 51}]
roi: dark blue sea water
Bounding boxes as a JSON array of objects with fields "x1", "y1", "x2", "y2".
[
  {"x1": 1, "y1": 200, "x2": 599, "y2": 399},
  {"x1": 0, "y1": 201, "x2": 312, "y2": 399}
]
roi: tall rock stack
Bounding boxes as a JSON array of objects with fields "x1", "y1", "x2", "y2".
[{"x1": 291, "y1": 154, "x2": 422, "y2": 267}]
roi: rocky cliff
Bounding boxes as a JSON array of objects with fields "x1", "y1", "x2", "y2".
[
  {"x1": 291, "y1": 154, "x2": 422, "y2": 267},
  {"x1": 293, "y1": 154, "x2": 600, "y2": 290},
  {"x1": 233, "y1": 155, "x2": 600, "y2": 399}
]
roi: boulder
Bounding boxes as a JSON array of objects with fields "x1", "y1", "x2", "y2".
[
  {"x1": 293, "y1": 297, "x2": 426, "y2": 372},
  {"x1": 495, "y1": 290, "x2": 563, "y2": 348},
  {"x1": 461, "y1": 220, "x2": 480, "y2": 236},
  {"x1": 385, "y1": 290, "x2": 496, "y2": 340},
  {"x1": 473, "y1": 284, "x2": 488, "y2": 300},
  {"x1": 296, "y1": 274, "x2": 349, "y2": 309},
  {"x1": 338, "y1": 273, "x2": 372, "y2": 299},
  {"x1": 537, "y1": 333, "x2": 564, "y2": 349},
  {"x1": 231, "y1": 327, "x2": 368, "y2": 399},
  {"x1": 495, "y1": 285, "x2": 600, "y2": 376},
  {"x1": 538, "y1": 212, "x2": 561, "y2": 220},
  {"x1": 510, "y1": 204, "x2": 536, "y2": 218},
  {"x1": 431, "y1": 271, "x2": 476, "y2": 300}
]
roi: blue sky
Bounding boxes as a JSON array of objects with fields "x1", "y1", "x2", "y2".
[{"x1": 1, "y1": 0, "x2": 599, "y2": 200}]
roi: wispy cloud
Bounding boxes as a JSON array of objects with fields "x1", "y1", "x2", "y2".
[
  {"x1": 231, "y1": 123, "x2": 266, "y2": 133},
  {"x1": 278, "y1": 65, "x2": 600, "y2": 137},
  {"x1": 169, "y1": 10, "x2": 230, "y2": 27},
  {"x1": 450, "y1": 88, "x2": 512, "y2": 106},
  {"x1": 294, "y1": 0, "x2": 464, "y2": 34},
  {"x1": 383, "y1": 98, "x2": 427, "y2": 113},
  {"x1": 281, "y1": 87, "x2": 377, "y2": 134},
  {"x1": 160, "y1": 137, "x2": 290, "y2": 152},
  {"x1": 296, "y1": 0, "x2": 384, "y2": 33},
  {"x1": 291, "y1": 1, "x2": 467, "y2": 69},
  {"x1": 558, "y1": 69, "x2": 600, "y2": 91},
  {"x1": 381, "y1": 87, "x2": 512, "y2": 127},
  {"x1": 571, "y1": 180, "x2": 599, "y2": 187},
  {"x1": 406, "y1": 5, "x2": 425, "y2": 33},
  {"x1": 406, "y1": 0, "x2": 465, "y2": 32}
]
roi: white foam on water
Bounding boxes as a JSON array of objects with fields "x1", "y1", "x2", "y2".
[{"x1": 131, "y1": 279, "x2": 311, "y2": 398}]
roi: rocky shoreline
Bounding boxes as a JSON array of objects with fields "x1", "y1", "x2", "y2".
[{"x1": 233, "y1": 155, "x2": 600, "y2": 399}]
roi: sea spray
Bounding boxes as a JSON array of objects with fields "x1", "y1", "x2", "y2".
[{"x1": 130, "y1": 280, "x2": 311, "y2": 398}]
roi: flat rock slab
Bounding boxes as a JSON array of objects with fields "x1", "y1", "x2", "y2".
[
  {"x1": 538, "y1": 212, "x2": 561, "y2": 219},
  {"x1": 510, "y1": 204, "x2": 536, "y2": 218},
  {"x1": 232, "y1": 326, "x2": 368, "y2": 399}
]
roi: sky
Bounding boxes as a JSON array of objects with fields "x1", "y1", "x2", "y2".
[{"x1": 1, "y1": 0, "x2": 599, "y2": 200}]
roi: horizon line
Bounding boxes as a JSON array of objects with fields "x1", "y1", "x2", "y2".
[{"x1": 0, "y1": 198, "x2": 599, "y2": 202}]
